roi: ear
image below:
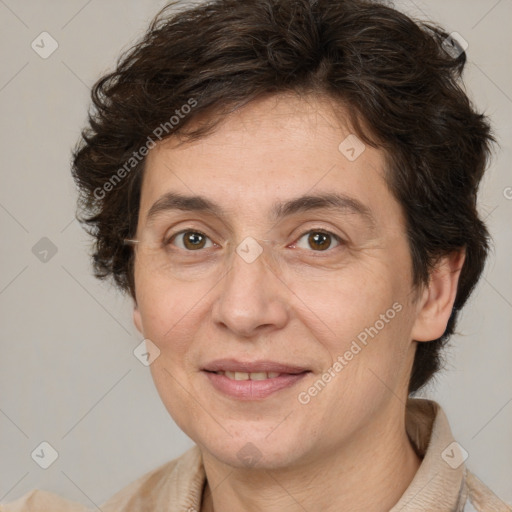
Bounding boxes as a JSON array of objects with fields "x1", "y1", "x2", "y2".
[
  {"x1": 133, "y1": 301, "x2": 143, "y2": 335},
  {"x1": 411, "y1": 249, "x2": 466, "y2": 342}
]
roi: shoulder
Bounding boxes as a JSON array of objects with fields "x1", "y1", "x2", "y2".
[
  {"x1": 99, "y1": 444, "x2": 204, "y2": 511},
  {"x1": 0, "y1": 489, "x2": 90, "y2": 512},
  {"x1": 464, "y1": 470, "x2": 512, "y2": 512},
  {"x1": 1, "y1": 445, "x2": 204, "y2": 512}
]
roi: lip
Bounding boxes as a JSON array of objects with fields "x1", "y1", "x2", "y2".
[
  {"x1": 202, "y1": 358, "x2": 309, "y2": 374},
  {"x1": 203, "y1": 370, "x2": 310, "y2": 400}
]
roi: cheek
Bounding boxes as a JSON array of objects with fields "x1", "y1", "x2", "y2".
[
  {"x1": 137, "y1": 276, "x2": 210, "y2": 429},
  {"x1": 287, "y1": 254, "x2": 414, "y2": 394},
  {"x1": 135, "y1": 270, "x2": 209, "y2": 340},
  {"x1": 148, "y1": 362, "x2": 205, "y2": 437},
  {"x1": 289, "y1": 264, "x2": 400, "y2": 343},
  {"x1": 304, "y1": 302, "x2": 413, "y2": 430}
]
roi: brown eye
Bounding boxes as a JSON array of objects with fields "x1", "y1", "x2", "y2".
[
  {"x1": 171, "y1": 230, "x2": 213, "y2": 250},
  {"x1": 295, "y1": 230, "x2": 341, "y2": 251}
]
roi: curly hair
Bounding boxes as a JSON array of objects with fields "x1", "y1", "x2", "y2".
[{"x1": 71, "y1": 0, "x2": 496, "y2": 393}]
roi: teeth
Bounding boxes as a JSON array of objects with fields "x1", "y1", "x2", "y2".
[
  {"x1": 218, "y1": 371, "x2": 282, "y2": 380},
  {"x1": 250, "y1": 372, "x2": 268, "y2": 380}
]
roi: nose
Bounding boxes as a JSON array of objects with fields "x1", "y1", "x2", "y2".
[{"x1": 211, "y1": 241, "x2": 290, "y2": 338}]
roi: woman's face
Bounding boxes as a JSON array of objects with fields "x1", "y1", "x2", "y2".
[{"x1": 132, "y1": 93, "x2": 426, "y2": 469}]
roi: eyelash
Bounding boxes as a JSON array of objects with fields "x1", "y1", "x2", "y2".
[{"x1": 164, "y1": 228, "x2": 345, "y2": 253}]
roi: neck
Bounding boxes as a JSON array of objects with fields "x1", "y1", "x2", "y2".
[{"x1": 200, "y1": 402, "x2": 422, "y2": 512}]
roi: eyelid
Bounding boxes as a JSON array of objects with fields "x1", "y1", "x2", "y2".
[{"x1": 161, "y1": 220, "x2": 223, "y2": 245}]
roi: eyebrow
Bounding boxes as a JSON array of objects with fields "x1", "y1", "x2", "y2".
[{"x1": 145, "y1": 191, "x2": 376, "y2": 229}]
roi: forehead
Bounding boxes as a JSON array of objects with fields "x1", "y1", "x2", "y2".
[{"x1": 138, "y1": 93, "x2": 403, "y2": 231}]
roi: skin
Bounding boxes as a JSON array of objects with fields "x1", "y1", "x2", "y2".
[{"x1": 132, "y1": 93, "x2": 464, "y2": 512}]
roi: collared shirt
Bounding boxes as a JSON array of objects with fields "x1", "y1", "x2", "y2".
[{"x1": 2, "y1": 399, "x2": 510, "y2": 511}]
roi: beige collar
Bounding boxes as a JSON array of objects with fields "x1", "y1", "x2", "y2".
[{"x1": 390, "y1": 398, "x2": 467, "y2": 511}]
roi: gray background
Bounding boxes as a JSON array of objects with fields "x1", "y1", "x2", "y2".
[{"x1": 1, "y1": 0, "x2": 511, "y2": 507}]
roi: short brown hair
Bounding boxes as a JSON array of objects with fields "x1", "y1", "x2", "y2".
[{"x1": 71, "y1": 0, "x2": 496, "y2": 393}]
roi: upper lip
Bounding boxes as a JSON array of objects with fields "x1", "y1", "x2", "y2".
[{"x1": 202, "y1": 359, "x2": 310, "y2": 374}]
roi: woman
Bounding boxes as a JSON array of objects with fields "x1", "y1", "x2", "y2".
[{"x1": 3, "y1": 0, "x2": 510, "y2": 510}]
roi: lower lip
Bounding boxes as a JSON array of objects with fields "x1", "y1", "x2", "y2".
[{"x1": 203, "y1": 371, "x2": 310, "y2": 400}]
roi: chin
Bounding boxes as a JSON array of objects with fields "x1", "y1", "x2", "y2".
[{"x1": 196, "y1": 427, "x2": 310, "y2": 470}]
